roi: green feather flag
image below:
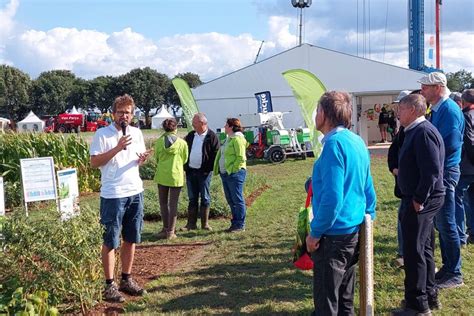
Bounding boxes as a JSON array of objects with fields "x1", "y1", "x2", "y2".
[
  {"x1": 171, "y1": 78, "x2": 200, "y2": 131},
  {"x1": 282, "y1": 69, "x2": 327, "y2": 158}
]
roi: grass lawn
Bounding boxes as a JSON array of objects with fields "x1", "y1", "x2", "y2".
[{"x1": 92, "y1": 156, "x2": 473, "y2": 315}]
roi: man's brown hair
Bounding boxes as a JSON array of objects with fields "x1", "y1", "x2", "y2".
[
  {"x1": 112, "y1": 94, "x2": 135, "y2": 113},
  {"x1": 318, "y1": 91, "x2": 352, "y2": 129}
]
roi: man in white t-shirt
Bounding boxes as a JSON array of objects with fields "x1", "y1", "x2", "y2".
[{"x1": 90, "y1": 94, "x2": 151, "y2": 302}]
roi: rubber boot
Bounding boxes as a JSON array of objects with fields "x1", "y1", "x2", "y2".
[
  {"x1": 201, "y1": 206, "x2": 212, "y2": 231},
  {"x1": 180, "y1": 205, "x2": 198, "y2": 231}
]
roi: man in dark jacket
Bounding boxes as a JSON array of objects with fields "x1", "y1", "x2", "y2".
[
  {"x1": 454, "y1": 89, "x2": 474, "y2": 245},
  {"x1": 181, "y1": 113, "x2": 220, "y2": 231},
  {"x1": 392, "y1": 94, "x2": 445, "y2": 316}
]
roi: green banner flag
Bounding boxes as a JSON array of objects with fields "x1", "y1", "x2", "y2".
[
  {"x1": 172, "y1": 78, "x2": 200, "y2": 131},
  {"x1": 282, "y1": 69, "x2": 327, "y2": 158}
]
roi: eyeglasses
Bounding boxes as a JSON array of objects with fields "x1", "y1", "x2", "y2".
[{"x1": 115, "y1": 111, "x2": 132, "y2": 116}]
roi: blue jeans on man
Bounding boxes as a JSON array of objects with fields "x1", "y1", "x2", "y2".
[
  {"x1": 435, "y1": 166, "x2": 463, "y2": 284},
  {"x1": 454, "y1": 174, "x2": 474, "y2": 245},
  {"x1": 220, "y1": 169, "x2": 246, "y2": 229},
  {"x1": 186, "y1": 169, "x2": 212, "y2": 208}
]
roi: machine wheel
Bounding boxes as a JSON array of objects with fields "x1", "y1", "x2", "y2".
[
  {"x1": 268, "y1": 146, "x2": 286, "y2": 163},
  {"x1": 57, "y1": 124, "x2": 67, "y2": 133}
]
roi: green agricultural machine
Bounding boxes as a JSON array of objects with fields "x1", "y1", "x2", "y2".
[{"x1": 219, "y1": 112, "x2": 313, "y2": 163}]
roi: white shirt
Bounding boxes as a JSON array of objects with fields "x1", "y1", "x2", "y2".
[
  {"x1": 90, "y1": 124, "x2": 146, "y2": 198},
  {"x1": 189, "y1": 129, "x2": 208, "y2": 169}
]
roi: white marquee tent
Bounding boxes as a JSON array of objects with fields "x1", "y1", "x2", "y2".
[
  {"x1": 151, "y1": 106, "x2": 174, "y2": 129},
  {"x1": 192, "y1": 43, "x2": 425, "y2": 144},
  {"x1": 17, "y1": 111, "x2": 44, "y2": 133},
  {"x1": 0, "y1": 117, "x2": 10, "y2": 132}
]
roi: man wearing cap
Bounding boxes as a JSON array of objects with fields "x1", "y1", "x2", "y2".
[
  {"x1": 455, "y1": 89, "x2": 474, "y2": 246},
  {"x1": 419, "y1": 72, "x2": 465, "y2": 289}
]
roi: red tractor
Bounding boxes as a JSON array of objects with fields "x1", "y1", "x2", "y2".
[{"x1": 44, "y1": 112, "x2": 107, "y2": 133}]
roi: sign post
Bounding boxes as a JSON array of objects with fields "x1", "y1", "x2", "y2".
[{"x1": 20, "y1": 157, "x2": 58, "y2": 216}]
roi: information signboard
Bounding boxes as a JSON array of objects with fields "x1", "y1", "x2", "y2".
[
  {"x1": 57, "y1": 168, "x2": 80, "y2": 220},
  {"x1": 20, "y1": 157, "x2": 57, "y2": 203}
]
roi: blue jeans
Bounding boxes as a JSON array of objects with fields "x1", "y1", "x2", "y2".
[
  {"x1": 220, "y1": 169, "x2": 247, "y2": 229},
  {"x1": 454, "y1": 174, "x2": 474, "y2": 244},
  {"x1": 186, "y1": 169, "x2": 212, "y2": 208},
  {"x1": 435, "y1": 166, "x2": 462, "y2": 276}
]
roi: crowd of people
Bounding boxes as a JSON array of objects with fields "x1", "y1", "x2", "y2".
[
  {"x1": 89, "y1": 94, "x2": 248, "y2": 302},
  {"x1": 88, "y1": 72, "x2": 472, "y2": 315}
]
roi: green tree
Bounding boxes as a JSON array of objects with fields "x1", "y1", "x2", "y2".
[
  {"x1": 446, "y1": 69, "x2": 473, "y2": 92},
  {"x1": 0, "y1": 65, "x2": 32, "y2": 122},
  {"x1": 68, "y1": 78, "x2": 90, "y2": 110},
  {"x1": 120, "y1": 67, "x2": 171, "y2": 125},
  {"x1": 30, "y1": 70, "x2": 77, "y2": 116},
  {"x1": 87, "y1": 76, "x2": 120, "y2": 113},
  {"x1": 166, "y1": 72, "x2": 202, "y2": 116}
]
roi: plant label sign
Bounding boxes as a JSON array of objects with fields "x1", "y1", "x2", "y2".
[
  {"x1": 57, "y1": 168, "x2": 80, "y2": 221},
  {"x1": 20, "y1": 157, "x2": 57, "y2": 203},
  {"x1": 0, "y1": 176, "x2": 4, "y2": 216}
]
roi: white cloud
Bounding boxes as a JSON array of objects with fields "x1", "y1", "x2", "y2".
[{"x1": 0, "y1": 0, "x2": 472, "y2": 81}]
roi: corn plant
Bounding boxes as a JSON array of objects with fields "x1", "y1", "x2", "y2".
[{"x1": 0, "y1": 132, "x2": 100, "y2": 207}]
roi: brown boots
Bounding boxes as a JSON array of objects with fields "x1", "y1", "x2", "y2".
[
  {"x1": 180, "y1": 205, "x2": 198, "y2": 231},
  {"x1": 180, "y1": 205, "x2": 212, "y2": 231},
  {"x1": 200, "y1": 206, "x2": 212, "y2": 231}
]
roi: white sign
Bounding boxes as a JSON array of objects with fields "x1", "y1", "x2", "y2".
[
  {"x1": 57, "y1": 168, "x2": 80, "y2": 220},
  {"x1": 0, "y1": 177, "x2": 4, "y2": 216},
  {"x1": 20, "y1": 157, "x2": 57, "y2": 203}
]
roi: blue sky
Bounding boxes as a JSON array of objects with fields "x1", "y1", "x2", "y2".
[{"x1": 1, "y1": 0, "x2": 472, "y2": 81}]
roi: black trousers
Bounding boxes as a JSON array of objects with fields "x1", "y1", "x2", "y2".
[
  {"x1": 311, "y1": 232, "x2": 359, "y2": 316},
  {"x1": 400, "y1": 195, "x2": 444, "y2": 311}
]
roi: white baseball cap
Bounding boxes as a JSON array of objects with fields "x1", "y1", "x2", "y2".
[
  {"x1": 394, "y1": 90, "x2": 412, "y2": 103},
  {"x1": 418, "y1": 72, "x2": 447, "y2": 86}
]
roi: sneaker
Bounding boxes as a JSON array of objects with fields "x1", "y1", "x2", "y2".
[
  {"x1": 391, "y1": 308, "x2": 431, "y2": 316},
  {"x1": 119, "y1": 278, "x2": 146, "y2": 296},
  {"x1": 393, "y1": 256, "x2": 404, "y2": 268},
  {"x1": 436, "y1": 273, "x2": 464, "y2": 289},
  {"x1": 225, "y1": 227, "x2": 245, "y2": 233},
  {"x1": 104, "y1": 282, "x2": 125, "y2": 303}
]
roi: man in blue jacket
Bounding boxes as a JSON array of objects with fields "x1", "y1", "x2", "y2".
[
  {"x1": 306, "y1": 91, "x2": 376, "y2": 315},
  {"x1": 419, "y1": 72, "x2": 465, "y2": 289},
  {"x1": 393, "y1": 94, "x2": 445, "y2": 315}
]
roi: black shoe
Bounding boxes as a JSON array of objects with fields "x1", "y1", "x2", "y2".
[
  {"x1": 391, "y1": 307, "x2": 431, "y2": 316},
  {"x1": 401, "y1": 297, "x2": 440, "y2": 311},
  {"x1": 119, "y1": 278, "x2": 147, "y2": 296},
  {"x1": 434, "y1": 267, "x2": 446, "y2": 281},
  {"x1": 436, "y1": 273, "x2": 464, "y2": 289}
]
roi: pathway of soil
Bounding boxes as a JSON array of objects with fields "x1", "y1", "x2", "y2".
[{"x1": 89, "y1": 184, "x2": 271, "y2": 315}]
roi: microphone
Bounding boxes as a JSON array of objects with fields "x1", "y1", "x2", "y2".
[{"x1": 121, "y1": 121, "x2": 127, "y2": 150}]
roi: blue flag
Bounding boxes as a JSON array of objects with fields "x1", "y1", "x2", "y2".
[{"x1": 255, "y1": 91, "x2": 273, "y2": 113}]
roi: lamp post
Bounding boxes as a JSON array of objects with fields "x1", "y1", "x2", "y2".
[{"x1": 291, "y1": 0, "x2": 312, "y2": 46}]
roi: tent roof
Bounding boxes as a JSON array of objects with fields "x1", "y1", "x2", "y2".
[
  {"x1": 18, "y1": 111, "x2": 43, "y2": 123},
  {"x1": 152, "y1": 106, "x2": 173, "y2": 118},
  {"x1": 0, "y1": 117, "x2": 10, "y2": 123},
  {"x1": 70, "y1": 106, "x2": 79, "y2": 114},
  {"x1": 193, "y1": 43, "x2": 425, "y2": 100}
]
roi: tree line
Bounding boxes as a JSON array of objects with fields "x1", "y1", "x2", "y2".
[{"x1": 0, "y1": 65, "x2": 202, "y2": 122}]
